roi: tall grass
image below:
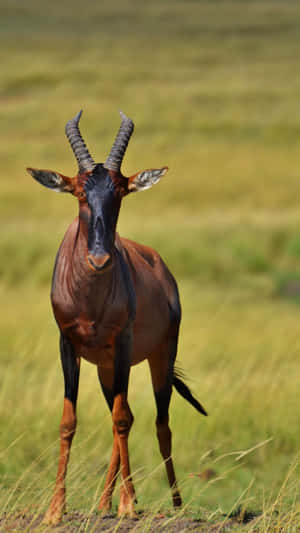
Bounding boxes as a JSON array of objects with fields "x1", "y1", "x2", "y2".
[{"x1": 1, "y1": 1, "x2": 300, "y2": 530}]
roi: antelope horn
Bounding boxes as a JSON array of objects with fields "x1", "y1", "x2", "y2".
[
  {"x1": 104, "y1": 111, "x2": 134, "y2": 172},
  {"x1": 65, "y1": 110, "x2": 96, "y2": 173}
]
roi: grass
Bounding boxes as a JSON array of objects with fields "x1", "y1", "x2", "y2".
[{"x1": 1, "y1": 1, "x2": 300, "y2": 531}]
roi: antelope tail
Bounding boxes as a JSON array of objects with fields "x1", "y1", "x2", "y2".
[{"x1": 173, "y1": 368, "x2": 207, "y2": 416}]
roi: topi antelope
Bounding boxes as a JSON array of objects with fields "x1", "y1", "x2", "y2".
[{"x1": 27, "y1": 110, "x2": 207, "y2": 524}]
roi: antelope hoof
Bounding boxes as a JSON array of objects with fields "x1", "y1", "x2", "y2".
[
  {"x1": 98, "y1": 498, "x2": 112, "y2": 516},
  {"x1": 172, "y1": 489, "x2": 182, "y2": 508},
  {"x1": 43, "y1": 495, "x2": 65, "y2": 525},
  {"x1": 43, "y1": 509, "x2": 63, "y2": 526},
  {"x1": 117, "y1": 502, "x2": 137, "y2": 519},
  {"x1": 118, "y1": 491, "x2": 137, "y2": 518}
]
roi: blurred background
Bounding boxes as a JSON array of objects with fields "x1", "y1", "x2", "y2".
[{"x1": 0, "y1": 0, "x2": 299, "y2": 524}]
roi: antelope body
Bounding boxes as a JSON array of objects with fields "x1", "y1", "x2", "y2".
[{"x1": 27, "y1": 111, "x2": 206, "y2": 524}]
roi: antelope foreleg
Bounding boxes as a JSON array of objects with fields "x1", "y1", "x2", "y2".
[
  {"x1": 43, "y1": 399, "x2": 77, "y2": 525},
  {"x1": 113, "y1": 393, "x2": 136, "y2": 517},
  {"x1": 113, "y1": 325, "x2": 136, "y2": 517},
  {"x1": 43, "y1": 335, "x2": 80, "y2": 525},
  {"x1": 98, "y1": 426, "x2": 120, "y2": 513}
]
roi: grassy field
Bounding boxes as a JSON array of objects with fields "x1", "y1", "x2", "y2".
[{"x1": 1, "y1": 1, "x2": 300, "y2": 530}]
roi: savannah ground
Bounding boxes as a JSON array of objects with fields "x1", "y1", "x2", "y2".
[{"x1": 0, "y1": 1, "x2": 300, "y2": 531}]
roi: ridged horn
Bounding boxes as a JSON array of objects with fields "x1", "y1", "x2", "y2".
[
  {"x1": 104, "y1": 111, "x2": 134, "y2": 172},
  {"x1": 65, "y1": 110, "x2": 96, "y2": 173}
]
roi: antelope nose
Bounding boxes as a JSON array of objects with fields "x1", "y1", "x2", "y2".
[{"x1": 87, "y1": 253, "x2": 111, "y2": 272}]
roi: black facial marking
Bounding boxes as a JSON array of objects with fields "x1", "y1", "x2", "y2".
[
  {"x1": 83, "y1": 164, "x2": 121, "y2": 257},
  {"x1": 84, "y1": 164, "x2": 107, "y2": 193}
]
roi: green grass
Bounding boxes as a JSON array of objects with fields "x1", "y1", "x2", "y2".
[{"x1": 1, "y1": 1, "x2": 300, "y2": 531}]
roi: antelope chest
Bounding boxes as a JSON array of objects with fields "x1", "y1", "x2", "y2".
[{"x1": 52, "y1": 290, "x2": 129, "y2": 367}]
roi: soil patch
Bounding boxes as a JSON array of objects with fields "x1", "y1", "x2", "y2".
[{"x1": 0, "y1": 510, "x2": 246, "y2": 532}]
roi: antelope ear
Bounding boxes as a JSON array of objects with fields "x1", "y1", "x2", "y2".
[
  {"x1": 128, "y1": 166, "x2": 168, "y2": 192},
  {"x1": 26, "y1": 168, "x2": 73, "y2": 193}
]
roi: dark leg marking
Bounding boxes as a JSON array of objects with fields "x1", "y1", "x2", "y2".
[
  {"x1": 60, "y1": 334, "x2": 80, "y2": 406},
  {"x1": 98, "y1": 326, "x2": 136, "y2": 516},
  {"x1": 150, "y1": 332, "x2": 182, "y2": 508},
  {"x1": 43, "y1": 334, "x2": 80, "y2": 525}
]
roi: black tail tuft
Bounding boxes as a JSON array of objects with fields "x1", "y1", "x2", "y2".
[{"x1": 173, "y1": 369, "x2": 207, "y2": 416}]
